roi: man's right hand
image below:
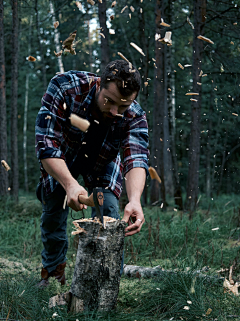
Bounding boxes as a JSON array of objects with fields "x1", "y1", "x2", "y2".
[
  {"x1": 41, "y1": 158, "x2": 89, "y2": 211},
  {"x1": 66, "y1": 180, "x2": 88, "y2": 211}
]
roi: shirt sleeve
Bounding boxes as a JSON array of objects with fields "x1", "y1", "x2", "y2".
[
  {"x1": 35, "y1": 76, "x2": 66, "y2": 162},
  {"x1": 121, "y1": 113, "x2": 150, "y2": 176}
]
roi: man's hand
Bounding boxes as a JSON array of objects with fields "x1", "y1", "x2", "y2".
[
  {"x1": 66, "y1": 180, "x2": 88, "y2": 211},
  {"x1": 122, "y1": 201, "x2": 145, "y2": 236}
]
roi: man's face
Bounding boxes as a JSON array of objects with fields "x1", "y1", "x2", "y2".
[{"x1": 94, "y1": 81, "x2": 137, "y2": 124}]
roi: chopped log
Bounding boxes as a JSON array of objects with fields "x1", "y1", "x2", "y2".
[{"x1": 69, "y1": 218, "x2": 126, "y2": 313}]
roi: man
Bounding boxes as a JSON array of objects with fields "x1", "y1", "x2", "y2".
[{"x1": 35, "y1": 60, "x2": 149, "y2": 286}]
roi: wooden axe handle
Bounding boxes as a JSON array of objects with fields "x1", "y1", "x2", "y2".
[{"x1": 78, "y1": 193, "x2": 94, "y2": 207}]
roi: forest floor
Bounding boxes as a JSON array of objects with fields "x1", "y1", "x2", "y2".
[{"x1": 0, "y1": 193, "x2": 240, "y2": 320}]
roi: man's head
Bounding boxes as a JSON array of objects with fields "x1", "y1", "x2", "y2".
[{"x1": 93, "y1": 60, "x2": 141, "y2": 123}]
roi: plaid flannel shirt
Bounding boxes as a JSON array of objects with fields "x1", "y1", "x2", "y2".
[{"x1": 35, "y1": 70, "x2": 149, "y2": 199}]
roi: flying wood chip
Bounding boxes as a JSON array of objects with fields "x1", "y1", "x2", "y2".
[
  {"x1": 28, "y1": 56, "x2": 36, "y2": 62},
  {"x1": 232, "y1": 113, "x2": 238, "y2": 116},
  {"x1": 121, "y1": 5, "x2": 128, "y2": 13},
  {"x1": 186, "y1": 92, "x2": 199, "y2": 95},
  {"x1": 87, "y1": 0, "x2": 95, "y2": 5},
  {"x1": 54, "y1": 21, "x2": 59, "y2": 29},
  {"x1": 62, "y1": 30, "x2": 77, "y2": 55},
  {"x1": 160, "y1": 18, "x2": 170, "y2": 27},
  {"x1": 1, "y1": 160, "x2": 10, "y2": 171},
  {"x1": 111, "y1": 1, "x2": 116, "y2": 7},
  {"x1": 197, "y1": 35, "x2": 214, "y2": 44},
  {"x1": 130, "y1": 5, "x2": 135, "y2": 12},
  {"x1": 99, "y1": 33, "x2": 105, "y2": 38},
  {"x1": 117, "y1": 52, "x2": 132, "y2": 68},
  {"x1": 76, "y1": 1, "x2": 83, "y2": 10},
  {"x1": 187, "y1": 16, "x2": 194, "y2": 29},
  {"x1": 130, "y1": 42, "x2": 145, "y2": 56},
  {"x1": 178, "y1": 63, "x2": 184, "y2": 70},
  {"x1": 54, "y1": 50, "x2": 62, "y2": 57},
  {"x1": 158, "y1": 31, "x2": 172, "y2": 45},
  {"x1": 149, "y1": 167, "x2": 161, "y2": 183},
  {"x1": 190, "y1": 98, "x2": 198, "y2": 102}
]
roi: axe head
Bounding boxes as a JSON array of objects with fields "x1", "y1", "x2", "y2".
[{"x1": 93, "y1": 187, "x2": 104, "y2": 223}]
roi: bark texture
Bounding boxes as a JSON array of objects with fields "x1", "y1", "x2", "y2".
[
  {"x1": 98, "y1": 0, "x2": 109, "y2": 71},
  {"x1": 186, "y1": 0, "x2": 206, "y2": 213},
  {"x1": 11, "y1": 0, "x2": 19, "y2": 201},
  {"x1": 70, "y1": 219, "x2": 126, "y2": 313},
  {"x1": 0, "y1": 0, "x2": 8, "y2": 196}
]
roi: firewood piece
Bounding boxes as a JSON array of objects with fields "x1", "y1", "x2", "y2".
[
  {"x1": 70, "y1": 114, "x2": 90, "y2": 132},
  {"x1": 69, "y1": 219, "x2": 127, "y2": 312}
]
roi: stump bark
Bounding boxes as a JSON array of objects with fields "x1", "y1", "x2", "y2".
[{"x1": 69, "y1": 218, "x2": 126, "y2": 313}]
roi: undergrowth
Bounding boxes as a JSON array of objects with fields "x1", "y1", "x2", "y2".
[{"x1": 0, "y1": 192, "x2": 240, "y2": 320}]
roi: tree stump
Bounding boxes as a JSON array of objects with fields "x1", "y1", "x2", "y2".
[{"x1": 69, "y1": 217, "x2": 126, "y2": 313}]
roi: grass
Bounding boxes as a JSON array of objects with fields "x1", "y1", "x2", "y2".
[{"x1": 0, "y1": 192, "x2": 240, "y2": 320}]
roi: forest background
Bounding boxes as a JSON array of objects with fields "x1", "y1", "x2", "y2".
[{"x1": 1, "y1": 0, "x2": 240, "y2": 212}]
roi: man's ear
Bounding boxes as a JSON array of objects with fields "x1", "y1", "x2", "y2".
[{"x1": 96, "y1": 78, "x2": 101, "y2": 92}]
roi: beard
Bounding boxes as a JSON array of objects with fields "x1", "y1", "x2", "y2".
[{"x1": 93, "y1": 91, "x2": 115, "y2": 126}]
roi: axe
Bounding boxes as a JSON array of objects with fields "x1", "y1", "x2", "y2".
[{"x1": 78, "y1": 187, "x2": 104, "y2": 224}]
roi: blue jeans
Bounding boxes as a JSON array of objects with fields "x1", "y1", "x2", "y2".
[{"x1": 37, "y1": 183, "x2": 123, "y2": 274}]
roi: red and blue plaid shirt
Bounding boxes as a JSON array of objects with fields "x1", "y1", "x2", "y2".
[{"x1": 35, "y1": 70, "x2": 149, "y2": 199}]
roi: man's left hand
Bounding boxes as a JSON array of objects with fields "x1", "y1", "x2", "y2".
[{"x1": 122, "y1": 201, "x2": 145, "y2": 236}]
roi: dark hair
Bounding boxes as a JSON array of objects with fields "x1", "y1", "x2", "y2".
[{"x1": 100, "y1": 60, "x2": 141, "y2": 98}]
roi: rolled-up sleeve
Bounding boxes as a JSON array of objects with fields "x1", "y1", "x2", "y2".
[
  {"x1": 121, "y1": 113, "x2": 149, "y2": 176},
  {"x1": 35, "y1": 77, "x2": 66, "y2": 162}
]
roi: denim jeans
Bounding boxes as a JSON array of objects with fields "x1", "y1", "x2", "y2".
[{"x1": 37, "y1": 183, "x2": 124, "y2": 274}]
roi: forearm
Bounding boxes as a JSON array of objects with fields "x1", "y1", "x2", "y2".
[
  {"x1": 41, "y1": 158, "x2": 76, "y2": 191},
  {"x1": 125, "y1": 167, "x2": 146, "y2": 203}
]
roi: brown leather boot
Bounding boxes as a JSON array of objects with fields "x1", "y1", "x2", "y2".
[{"x1": 38, "y1": 262, "x2": 66, "y2": 288}]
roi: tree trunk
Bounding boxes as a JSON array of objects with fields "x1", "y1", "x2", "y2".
[
  {"x1": 35, "y1": 0, "x2": 47, "y2": 91},
  {"x1": 185, "y1": 0, "x2": 206, "y2": 214},
  {"x1": 49, "y1": 0, "x2": 64, "y2": 73},
  {"x1": 98, "y1": 0, "x2": 110, "y2": 71},
  {"x1": 11, "y1": 0, "x2": 19, "y2": 201},
  {"x1": 0, "y1": 0, "x2": 9, "y2": 196},
  {"x1": 69, "y1": 219, "x2": 126, "y2": 313},
  {"x1": 151, "y1": 0, "x2": 166, "y2": 209}
]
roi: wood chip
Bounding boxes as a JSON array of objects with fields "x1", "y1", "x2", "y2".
[
  {"x1": 129, "y1": 13, "x2": 131, "y2": 19},
  {"x1": 130, "y1": 5, "x2": 135, "y2": 12},
  {"x1": 197, "y1": 82, "x2": 202, "y2": 85},
  {"x1": 158, "y1": 31, "x2": 172, "y2": 45},
  {"x1": 99, "y1": 33, "x2": 105, "y2": 38},
  {"x1": 63, "y1": 102, "x2": 67, "y2": 110},
  {"x1": 178, "y1": 63, "x2": 184, "y2": 70},
  {"x1": 28, "y1": 56, "x2": 36, "y2": 62},
  {"x1": 1, "y1": 160, "x2": 10, "y2": 171},
  {"x1": 144, "y1": 81, "x2": 148, "y2": 86},
  {"x1": 117, "y1": 52, "x2": 132, "y2": 68},
  {"x1": 232, "y1": 113, "x2": 238, "y2": 116},
  {"x1": 109, "y1": 29, "x2": 115, "y2": 34},
  {"x1": 186, "y1": 92, "x2": 199, "y2": 95},
  {"x1": 121, "y1": 5, "x2": 128, "y2": 13},
  {"x1": 230, "y1": 41, "x2": 234, "y2": 45},
  {"x1": 111, "y1": 0, "x2": 116, "y2": 7},
  {"x1": 54, "y1": 50, "x2": 62, "y2": 57},
  {"x1": 197, "y1": 35, "x2": 214, "y2": 44},
  {"x1": 45, "y1": 115, "x2": 51, "y2": 120},
  {"x1": 187, "y1": 16, "x2": 194, "y2": 29},
  {"x1": 140, "y1": 8, "x2": 142, "y2": 13},
  {"x1": 233, "y1": 22, "x2": 237, "y2": 25},
  {"x1": 202, "y1": 74, "x2": 207, "y2": 77},
  {"x1": 63, "y1": 195, "x2": 67, "y2": 210},
  {"x1": 94, "y1": 119, "x2": 99, "y2": 124},
  {"x1": 190, "y1": 98, "x2": 198, "y2": 102},
  {"x1": 110, "y1": 15, "x2": 114, "y2": 20},
  {"x1": 54, "y1": 21, "x2": 59, "y2": 29},
  {"x1": 160, "y1": 18, "x2": 170, "y2": 27},
  {"x1": 76, "y1": 1, "x2": 83, "y2": 10},
  {"x1": 98, "y1": 0, "x2": 102, "y2": 2},
  {"x1": 149, "y1": 166, "x2": 161, "y2": 183},
  {"x1": 87, "y1": 0, "x2": 95, "y2": 5},
  {"x1": 115, "y1": 114, "x2": 123, "y2": 117},
  {"x1": 130, "y1": 42, "x2": 145, "y2": 56},
  {"x1": 199, "y1": 70, "x2": 203, "y2": 77}
]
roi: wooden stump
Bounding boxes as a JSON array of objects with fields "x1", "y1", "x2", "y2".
[{"x1": 69, "y1": 218, "x2": 126, "y2": 313}]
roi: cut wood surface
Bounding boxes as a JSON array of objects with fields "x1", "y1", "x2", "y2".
[{"x1": 69, "y1": 219, "x2": 126, "y2": 313}]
